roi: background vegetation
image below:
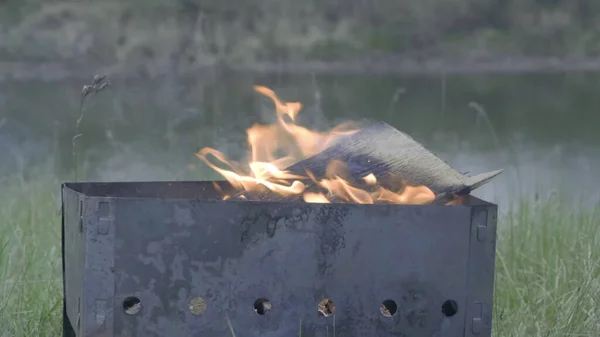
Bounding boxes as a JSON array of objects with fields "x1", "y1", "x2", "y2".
[{"x1": 3, "y1": 0, "x2": 600, "y2": 77}]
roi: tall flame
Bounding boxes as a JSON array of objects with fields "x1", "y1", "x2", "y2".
[{"x1": 195, "y1": 86, "x2": 439, "y2": 205}]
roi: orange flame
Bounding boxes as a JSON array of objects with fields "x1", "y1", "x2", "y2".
[{"x1": 195, "y1": 86, "x2": 438, "y2": 205}]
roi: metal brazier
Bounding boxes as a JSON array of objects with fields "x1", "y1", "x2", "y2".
[{"x1": 61, "y1": 181, "x2": 497, "y2": 337}]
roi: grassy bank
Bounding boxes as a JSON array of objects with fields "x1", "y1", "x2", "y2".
[
  {"x1": 0, "y1": 170, "x2": 598, "y2": 336},
  {"x1": 4, "y1": 0, "x2": 600, "y2": 79},
  {"x1": 0, "y1": 172, "x2": 62, "y2": 337}
]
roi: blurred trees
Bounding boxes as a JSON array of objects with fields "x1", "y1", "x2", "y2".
[{"x1": 2, "y1": 0, "x2": 600, "y2": 67}]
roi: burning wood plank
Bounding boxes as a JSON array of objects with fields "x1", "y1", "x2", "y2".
[
  {"x1": 195, "y1": 86, "x2": 502, "y2": 205},
  {"x1": 229, "y1": 120, "x2": 501, "y2": 204},
  {"x1": 282, "y1": 119, "x2": 503, "y2": 196}
]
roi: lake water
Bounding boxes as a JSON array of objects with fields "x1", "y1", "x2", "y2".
[{"x1": 1, "y1": 70, "x2": 599, "y2": 209}]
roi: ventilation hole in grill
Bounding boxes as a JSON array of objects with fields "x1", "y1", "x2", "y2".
[
  {"x1": 380, "y1": 299, "x2": 398, "y2": 317},
  {"x1": 317, "y1": 298, "x2": 335, "y2": 317},
  {"x1": 189, "y1": 296, "x2": 207, "y2": 316},
  {"x1": 442, "y1": 299, "x2": 458, "y2": 317},
  {"x1": 123, "y1": 296, "x2": 141, "y2": 315},
  {"x1": 253, "y1": 298, "x2": 272, "y2": 315}
]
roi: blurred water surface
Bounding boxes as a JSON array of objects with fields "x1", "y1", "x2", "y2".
[{"x1": 0, "y1": 71, "x2": 598, "y2": 208}]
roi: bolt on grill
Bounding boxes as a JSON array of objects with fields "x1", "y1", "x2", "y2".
[{"x1": 61, "y1": 180, "x2": 498, "y2": 337}]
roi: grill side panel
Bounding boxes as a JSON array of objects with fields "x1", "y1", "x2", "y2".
[
  {"x1": 62, "y1": 186, "x2": 85, "y2": 336},
  {"x1": 80, "y1": 197, "x2": 117, "y2": 337},
  {"x1": 464, "y1": 204, "x2": 498, "y2": 336}
]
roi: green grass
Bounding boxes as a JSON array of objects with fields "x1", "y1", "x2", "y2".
[
  {"x1": 0, "y1": 170, "x2": 598, "y2": 336},
  {"x1": 0, "y1": 171, "x2": 63, "y2": 337},
  {"x1": 494, "y1": 198, "x2": 600, "y2": 336}
]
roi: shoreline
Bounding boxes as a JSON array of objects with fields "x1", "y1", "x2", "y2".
[{"x1": 2, "y1": 56, "x2": 600, "y2": 82}]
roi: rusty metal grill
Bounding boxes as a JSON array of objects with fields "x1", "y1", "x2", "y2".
[{"x1": 61, "y1": 180, "x2": 497, "y2": 337}]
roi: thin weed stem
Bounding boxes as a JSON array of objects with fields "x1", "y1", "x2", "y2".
[
  {"x1": 387, "y1": 87, "x2": 406, "y2": 116},
  {"x1": 72, "y1": 75, "x2": 110, "y2": 181},
  {"x1": 468, "y1": 101, "x2": 523, "y2": 197}
]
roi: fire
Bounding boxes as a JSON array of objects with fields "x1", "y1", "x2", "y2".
[
  {"x1": 301, "y1": 161, "x2": 436, "y2": 205},
  {"x1": 195, "y1": 86, "x2": 440, "y2": 205}
]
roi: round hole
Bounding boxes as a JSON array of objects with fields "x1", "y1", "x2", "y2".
[
  {"x1": 317, "y1": 298, "x2": 335, "y2": 317},
  {"x1": 253, "y1": 298, "x2": 272, "y2": 315},
  {"x1": 442, "y1": 299, "x2": 458, "y2": 317},
  {"x1": 123, "y1": 297, "x2": 141, "y2": 315},
  {"x1": 380, "y1": 299, "x2": 398, "y2": 317},
  {"x1": 189, "y1": 296, "x2": 207, "y2": 316}
]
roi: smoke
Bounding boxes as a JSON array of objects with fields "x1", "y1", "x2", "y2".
[
  {"x1": 91, "y1": 147, "x2": 186, "y2": 182},
  {"x1": 0, "y1": 118, "x2": 51, "y2": 177}
]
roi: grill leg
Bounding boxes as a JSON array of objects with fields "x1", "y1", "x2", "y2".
[{"x1": 63, "y1": 301, "x2": 76, "y2": 337}]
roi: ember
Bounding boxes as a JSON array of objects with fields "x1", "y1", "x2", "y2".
[{"x1": 195, "y1": 86, "x2": 502, "y2": 205}]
